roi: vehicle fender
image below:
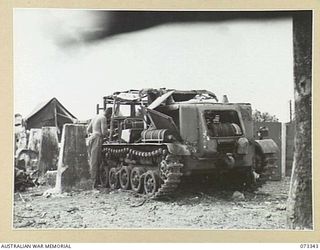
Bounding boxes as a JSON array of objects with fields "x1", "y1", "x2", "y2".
[
  {"x1": 17, "y1": 149, "x2": 38, "y2": 157},
  {"x1": 165, "y1": 143, "x2": 191, "y2": 155},
  {"x1": 254, "y1": 139, "x2": 279, "y2": 154},
  {"x1": 16, "y1": 149, "x2": 39, "y2": 164}
]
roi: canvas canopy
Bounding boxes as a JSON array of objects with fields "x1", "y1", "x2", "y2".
[{"x1": 25, "y1": 98, "x2": 77, "y2": 135}]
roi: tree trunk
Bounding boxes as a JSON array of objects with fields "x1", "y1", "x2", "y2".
[
  {"x1": 287, "y1": 11, "x2": 312, "y2": 229},
  {"x1": 27, "y1": 128, "x2": 42, "y2": 153},
  {"x1": 38, "y1": 127, "x2": 59, "y2": 176},
  {"x1": 55, "y1": 124, "x2": 91, "y2": 192}
]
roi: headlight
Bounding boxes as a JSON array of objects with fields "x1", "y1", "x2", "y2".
[{"x1": 237, "y1": 137, "x2": 249, "y2": 154}]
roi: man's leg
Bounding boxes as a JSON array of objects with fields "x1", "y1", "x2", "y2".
[{"x1": 89, "y1": 135, "x2": 102, "y2": 188}]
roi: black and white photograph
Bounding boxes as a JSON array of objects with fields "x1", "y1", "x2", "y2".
[{"x1": 13, "y1": 9, "x2": 312, "y2": 232}]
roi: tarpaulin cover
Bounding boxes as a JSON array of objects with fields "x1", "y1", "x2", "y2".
[{"x1": 25, "y1": 98, "x2": 76, "y2": 134}]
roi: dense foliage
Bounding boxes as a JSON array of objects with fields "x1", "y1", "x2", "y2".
[{"x1": 252, "y1": 109, "x2": 279, "y2": 122}]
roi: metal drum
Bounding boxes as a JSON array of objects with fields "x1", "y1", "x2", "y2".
[{"x1": 141, "y1": 129, "x2": 171, "y2": 143}]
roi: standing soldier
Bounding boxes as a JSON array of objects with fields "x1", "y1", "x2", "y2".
[{"x1": 87, "y1": 108, "x2": 112, "y2": 189}]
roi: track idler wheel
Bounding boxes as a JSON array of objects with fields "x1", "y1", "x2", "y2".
[
  {"x1": 108, "y1": 168, "x2": 120, "y2": 190},
  {"x1": 119, "y1": 165, "x2": 132, "y2": 190},
  {"x1": 130, "y1": 167, "x2": 145, "y2": 193},
  {"x1": 144, "y1": 170, "x2": 160, "y2": 196}
]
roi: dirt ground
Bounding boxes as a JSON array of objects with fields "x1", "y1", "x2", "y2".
[{"x1": 13, "y1": 177, "x2": 290, "y2": 230}]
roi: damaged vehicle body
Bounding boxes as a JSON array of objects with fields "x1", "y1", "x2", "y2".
[{"x1": 98, "y1": 88, "x2": 279, "y2": 199}]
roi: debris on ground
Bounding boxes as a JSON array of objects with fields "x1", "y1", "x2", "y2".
[
  {"x1": 276, "y1": 204, "x2": 287, "y2": 211},
  {"x1": 14, "y1": 167, "x2": 37, "y2": 192},
  {"x1": 13, "y1": 177, "x2": 291, "y2": 229},
  {"x1": 231, "y1": 191, "x2": 245, "y2": 201},
  {"x1": 66, "y1": 207, "x2": 80, "y2": 213}
]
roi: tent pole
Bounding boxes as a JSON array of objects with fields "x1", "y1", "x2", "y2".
[{"x1": 54, "y1": 101, "x2": 58, "y2": 132}]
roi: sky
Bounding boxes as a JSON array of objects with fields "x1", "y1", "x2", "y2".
[{"x1": 14, "y1": 9, "x2": 294, "y2": 122}]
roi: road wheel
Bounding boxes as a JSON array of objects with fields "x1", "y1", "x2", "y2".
[
  {"x1": 144, "y1": 170, "x2": 159, "y2": 196},
  {"x1": 108, "y1": 168, "x2": 119, "y2": 189},
  {"x1": 130, "y1": 167, "x2": 145, "y2": 193},
  {"x1": 119, "y1": 165, "x2": 131, "y2": 190}
]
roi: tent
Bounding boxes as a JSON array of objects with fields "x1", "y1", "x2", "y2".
[{"x1": 25, "y1": 98, "x2": 77, "y2": 137}]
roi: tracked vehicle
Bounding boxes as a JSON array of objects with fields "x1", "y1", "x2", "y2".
[{"x1": 98, "y1": 88, "x2": 278, "y2": 198}]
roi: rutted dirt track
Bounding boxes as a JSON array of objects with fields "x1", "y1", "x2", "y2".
[{"x1": 13, "y1": 177, "x2": 290, "y2": 229}]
